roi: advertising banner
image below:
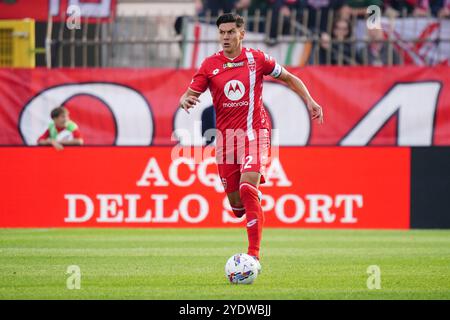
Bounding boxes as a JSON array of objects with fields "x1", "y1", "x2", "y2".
[
  {"x1": 0, "y1": 67, "x2": 449, "y2": 146},
  {"x1": 0, "y1": 147, "x2": 410, "y2": 229},
  {"x1": 0, "y1": 0, "x2": 116, "y2": 21}
]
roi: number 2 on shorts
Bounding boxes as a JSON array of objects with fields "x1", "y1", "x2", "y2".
[{"x1": 243, "y1": 155, "x2": 253, "y2": 170}]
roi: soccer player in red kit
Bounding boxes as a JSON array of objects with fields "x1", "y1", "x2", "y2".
[{"x1": 179, "y1": 13, "x2": 323, "y2": 268}]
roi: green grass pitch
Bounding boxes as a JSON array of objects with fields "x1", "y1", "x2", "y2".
[{"x1": 0, "y1": 228, "x2": 449, "y2": 299}]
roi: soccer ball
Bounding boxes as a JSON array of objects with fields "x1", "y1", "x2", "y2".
[{"x1": 225, "y1": 253, "x2": 259, "y2": 284}]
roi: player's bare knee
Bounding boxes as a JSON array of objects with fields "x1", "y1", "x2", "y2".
[
  {"x1": 229, "y1": 199, "x2": 243, "y2": 208},
  {"x1": 240, "y1": 172, "x2": 261, "y2": 187},
  {"x1": 227, "y1": 193, "x2": 245, "y2": 218}
]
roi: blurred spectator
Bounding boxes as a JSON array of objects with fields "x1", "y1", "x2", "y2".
[
  {"x1": 384, "y1": 0, "x2": 430, "y2": 17},
  {"x1": 196, "y1": 0, "x2": 240, "y2": 16},
  {"x1": 175, "y1": 0, "x2": 242, "y2": 44},
  {"x1": 431, "y1": 0, "x2": 450, "y2": 17},
  {"x1": 342, "y1": 0, "x2": 384, "y2": 18},
  {"x1": 319, "y1": 18, "x2": 361, "y2": 64},
  {"x1": 360, "y1": 27, "x2": 400, "y2": 65},
  {"x1": 235, "y1": 0, "x2": 253, "y2": 11},
  {"x1": 37, "y1": 106, "x2": 83, "y2": 150},
  {"x1": 302, "y1": 0, "x2": 347, "y2": 33},
  {"x1": 221, "y1": 0, "x2": 303, "y2": 42},
  {"x1": 265, "y1": 0, "x2": 301, "y2": 41}
]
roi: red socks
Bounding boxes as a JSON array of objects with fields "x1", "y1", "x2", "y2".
[{"x1": 239, "y1": 182, "x2": 264, "y2": 259}]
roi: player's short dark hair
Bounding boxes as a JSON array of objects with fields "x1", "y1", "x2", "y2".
[
  {"x1": 216, "y1": 13, "x2": 244, "y2": 29},
  {"x1": 51, "y1": 106, "x2": 68, "y2": 119}
]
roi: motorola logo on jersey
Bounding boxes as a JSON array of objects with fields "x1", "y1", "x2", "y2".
[
  {"x1": 224, "y1": 80, "x2": 245, "y2": 101},
  {"x1": 223, "y1": 101, "x2": 249, "y2": 108}
]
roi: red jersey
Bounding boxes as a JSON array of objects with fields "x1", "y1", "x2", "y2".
[
  {"x1": 37, "y1": 126, "x2": 82, "y2": 142},
  {"x1": 189, "y1": 47, "x2": 282, "y2": 141}
]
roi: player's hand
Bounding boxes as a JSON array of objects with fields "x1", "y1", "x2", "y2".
[
  {"x1": 307, "y1": 99, "x2": 324, "y2": 124},
  {"x1": 180, "y1": 95, "x2": 200, "y2": 114},
  {"x1": 51, "y1": 140, "x2": 64, "y2": 151}
]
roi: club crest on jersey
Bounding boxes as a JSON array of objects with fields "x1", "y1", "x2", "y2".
[
  {"x1": 248, "y1": 61, "x2": 256, "y2": 73},
  {"x1": 224, "y1": 80, "x2": 245, "y2": 101}
]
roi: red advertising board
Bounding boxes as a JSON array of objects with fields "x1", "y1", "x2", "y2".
[
  {"x1": 0, "y1": 0, "x2": 116, "y2": 21},
  {"x1": 0, "y1": 67, "x2": 449, "y2": 146},
  {"x1": 0, "y1": 147, "x2": 410, "y2": 229}
]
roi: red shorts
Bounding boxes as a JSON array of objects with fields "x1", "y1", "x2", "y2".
[{"x1": 217, "y1": 129, "x2": 271, "y2": 193}]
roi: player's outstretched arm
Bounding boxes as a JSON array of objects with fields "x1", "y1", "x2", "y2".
[
  {"x1": 179, "y1": 88, "x2": 202, "y2": 114},
  {"x1": 278, "y1": 68, "x2": 324, "y2": 124}
]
